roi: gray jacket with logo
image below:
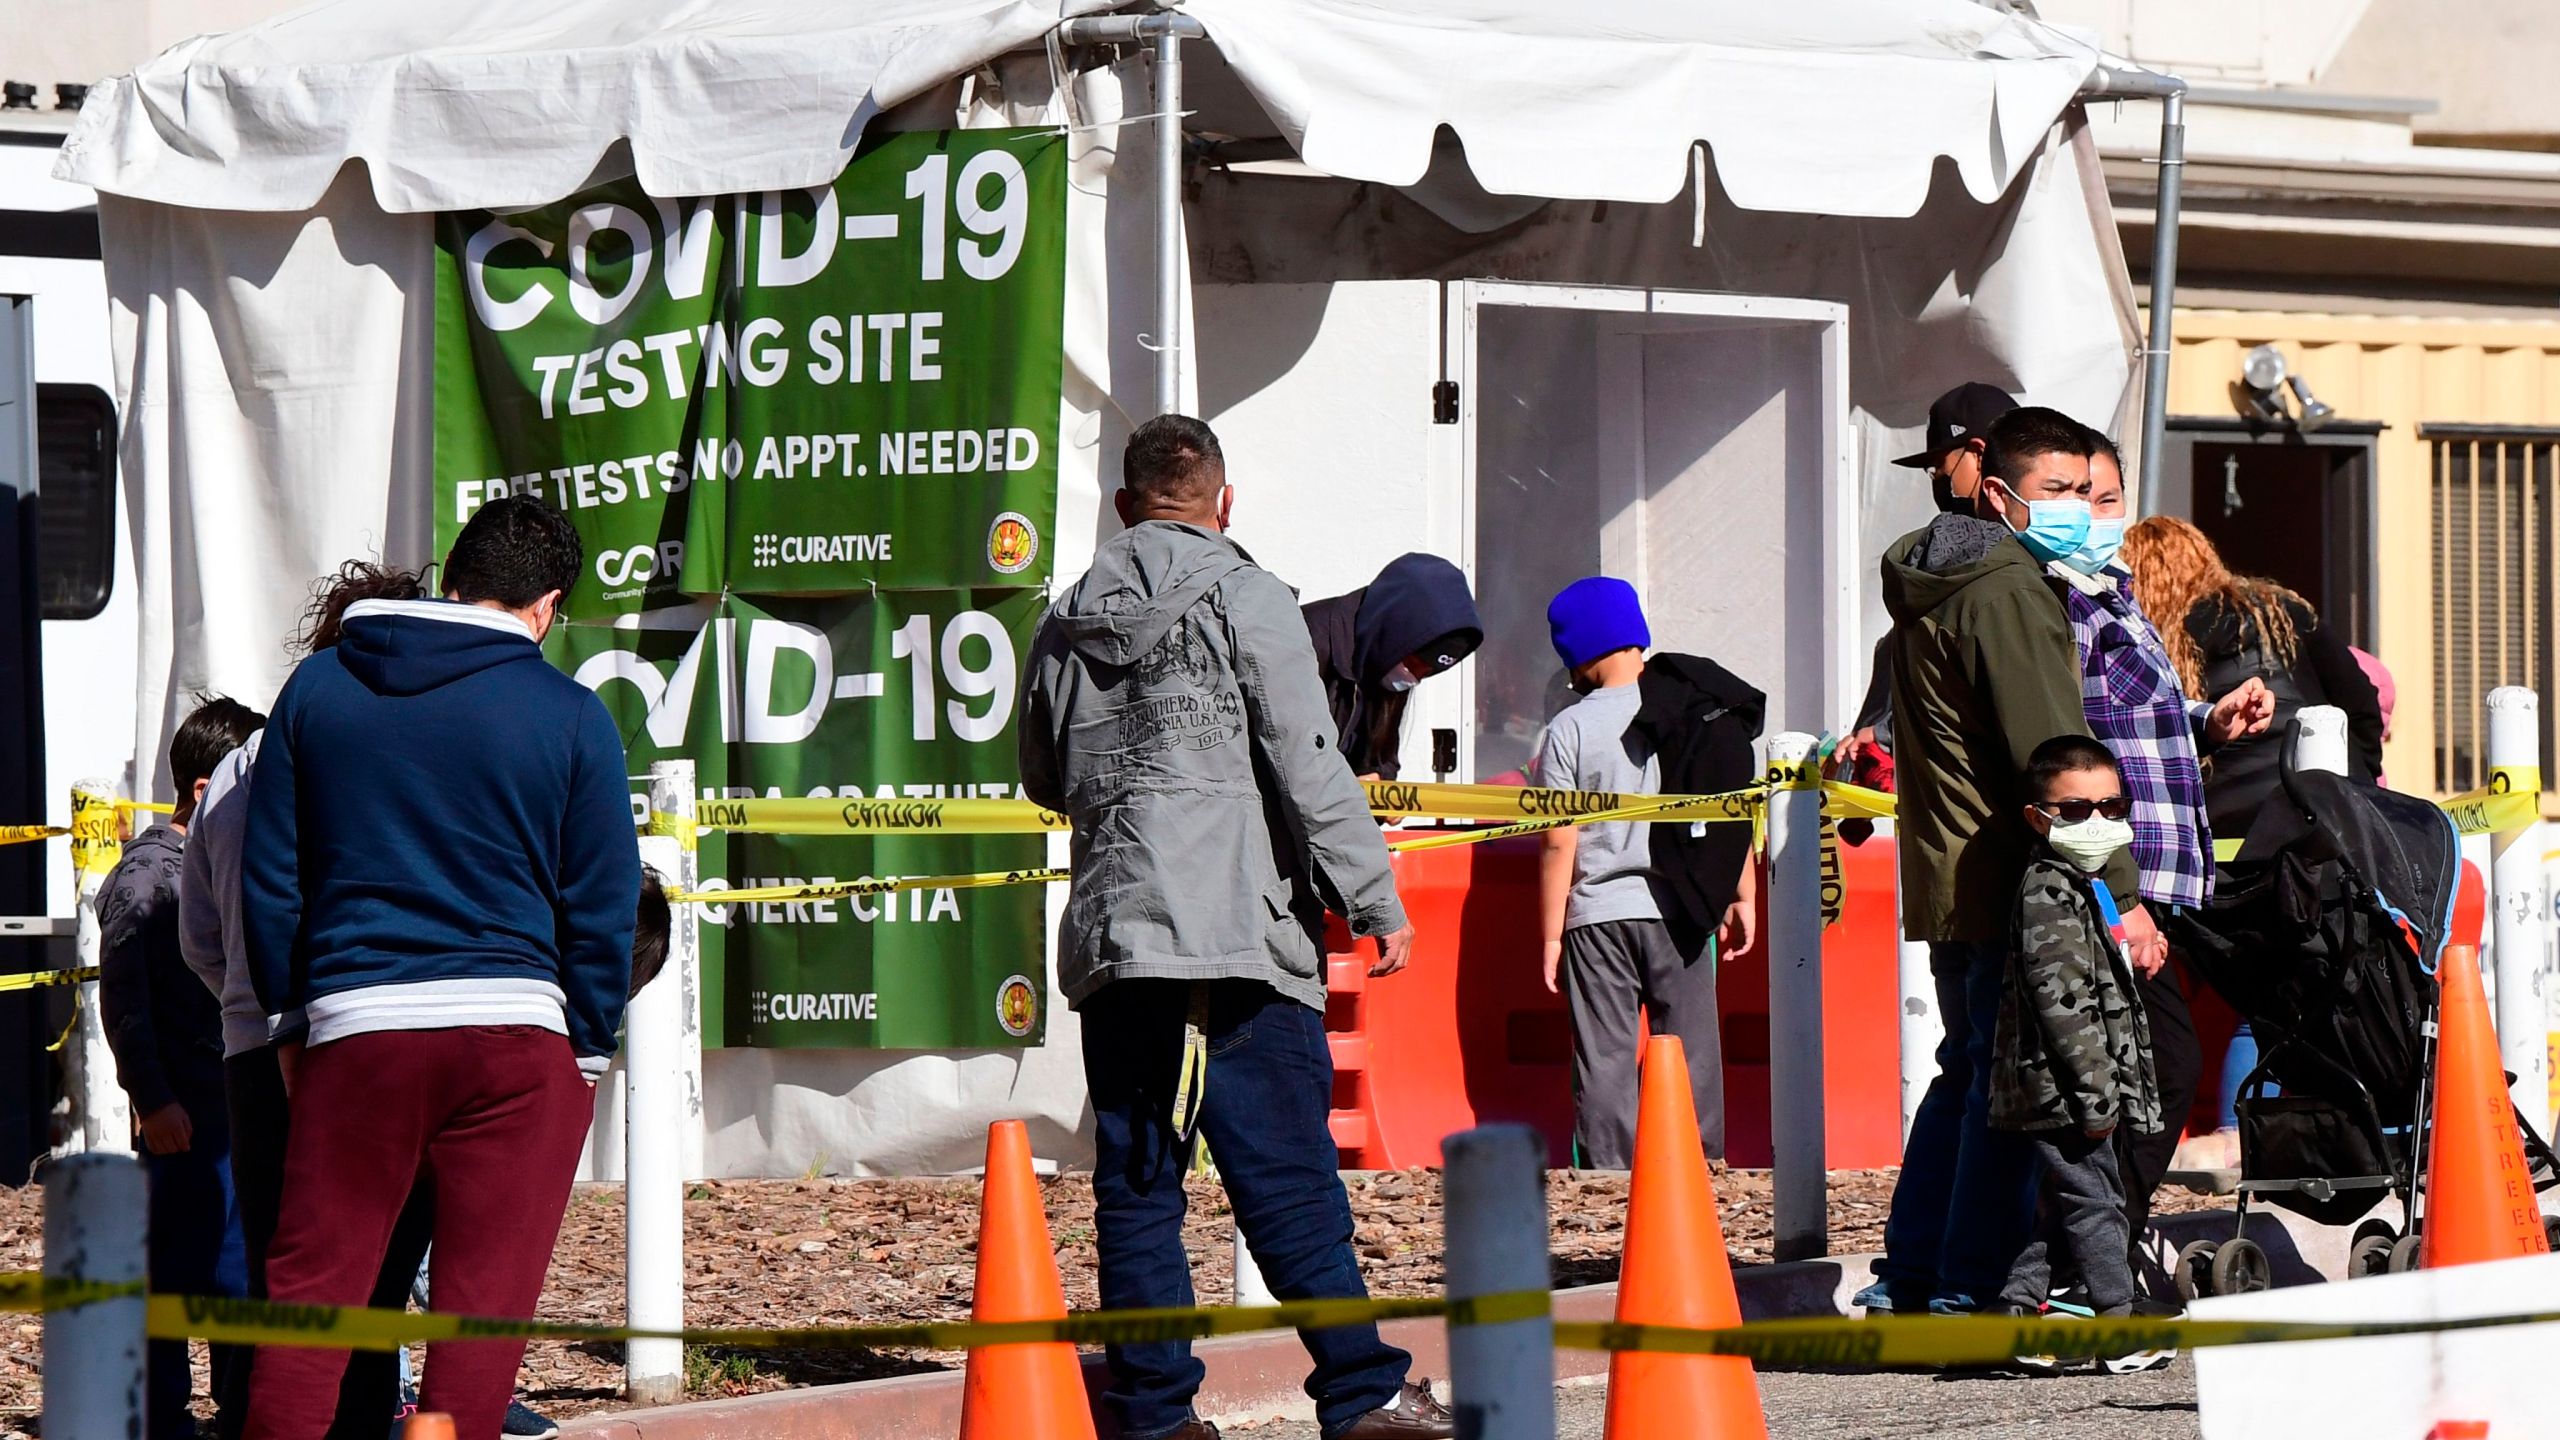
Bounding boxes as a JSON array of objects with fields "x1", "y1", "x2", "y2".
[{"x1": 1019, "y1": 521, "x2": 1407, "y2": 1011}]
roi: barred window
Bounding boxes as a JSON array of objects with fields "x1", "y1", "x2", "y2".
[{"x1": 2429, "y1": 428, "x2": 2559, "y2": 793}]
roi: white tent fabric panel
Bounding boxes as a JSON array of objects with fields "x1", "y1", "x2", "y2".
[
  {"x1": 1139, "y1": 0, "x2": 2096, "y2": 216},
  {"x1": 57, "y1": 0, "x2": 1119, "y2": 213},
  {"x1": 61, "y1": 0, "x2": 2099, "y2": 223}
]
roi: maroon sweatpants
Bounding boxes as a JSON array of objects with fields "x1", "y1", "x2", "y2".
[{"x1": 245, "y1": 1026, "x2": 595, "y2": 1440}]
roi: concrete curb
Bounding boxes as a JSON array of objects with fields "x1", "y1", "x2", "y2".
[{"x1": 557, "y1": 1205, "x2": 2379, "y2": 1439}]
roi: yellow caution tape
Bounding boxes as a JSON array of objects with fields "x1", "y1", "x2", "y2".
[
  {"x1": 670, "y1": 868, "x2": 1072, "y2": 907},
  {"x1": 0, "y1": 967, "x2": 97, "y2": 994},
  {"x1": 0, "y1": 825, "x2": 68, "y2": 847},
  {"x1": 16, "y1": 1271, "x2": 2560, "y2": 1368},
  {"x1": 647, "y1": 778, "x2": 1892, "y2": 844},
  {"x1": 690, "y1": 796, "x2": 1072, "y2": 836},
  {"x1": 2214, "y1": 838, "x2": 2245, "y2": 863},
  {"x1": 644, "y1": 809, "x2": 699, "y2": 852},
  {"x1": 1385, "y1": 798, "x2": 1706, "y2": 854},
  {"x1": 2443, "y1": 766, "x2": 2542, "y2": 838},
  {"x1": 68, "y1": 790, "x2": 121, "y2": 880}
]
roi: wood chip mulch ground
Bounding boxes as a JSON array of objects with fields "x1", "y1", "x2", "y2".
[{"x1": 0, "y1": 1166, "x2": 2223, "y2": 1433}]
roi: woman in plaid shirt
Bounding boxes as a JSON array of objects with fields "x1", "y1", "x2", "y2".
[{"x1": 2043, "y1": 431, "x2": 2273, "y2": 1267}]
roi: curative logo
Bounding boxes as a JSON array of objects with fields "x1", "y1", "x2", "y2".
[
  {"x1": 987, "y1": 511, "x2": 1039, "y2": 576},
  {"x1": 751, "y1": 534, "x2": 780, "y2": 568}
]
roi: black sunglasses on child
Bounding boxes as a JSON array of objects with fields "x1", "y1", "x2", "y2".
[{"x1": 2034, "y1": 796, "x2": 2133, "y2": 823}]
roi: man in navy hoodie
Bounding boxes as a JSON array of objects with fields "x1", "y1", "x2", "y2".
[{"x1": 241, "y1": 498, "x2": 640, "y2": 1440}]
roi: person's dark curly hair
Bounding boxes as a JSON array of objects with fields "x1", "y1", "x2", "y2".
[{"x1": 296, "y1": 560, "x2": 429, "y2": 655}]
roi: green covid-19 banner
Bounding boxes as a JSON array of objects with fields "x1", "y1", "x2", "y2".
[
  {"x1": 436, "y1": 126, "x2": 1071, "y2": 1048},
  {"x1": 433, "y1": 126, "x2": 1069, "y2": 613},
  {"x1": 555, "y1": 591, "x2": 1050, "y2": 1049}
]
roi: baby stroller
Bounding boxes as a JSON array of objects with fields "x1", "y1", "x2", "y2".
[{"x1": 2164, "y1": 734, "x2": 2560, "y2": 1298}]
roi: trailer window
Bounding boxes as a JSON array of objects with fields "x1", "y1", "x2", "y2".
[{"x1": 36, "y1": 384, "x2": 114, "y2": 621}]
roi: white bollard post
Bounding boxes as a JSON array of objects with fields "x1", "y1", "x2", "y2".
[
  {"x1": 1764, "y1": 733, "x2": 1827, "y2": 1261},
  {"x1": 1442, "y1": 1125, "x2": 1554, "y2": 1440},
  {"x1": 43, "y1": 1151, "x2": 147, "y2": 1440},
  {"x1": 1232, "y1": 1221, "x2": 1276, "y2": 1307},
  {"x1": 65, "y1": 781, "x2": 129, "y2": 1156},
  {"x1": 2486, "y1": 688, "x2": 2550, "y2": 1129},
  {"x1": 2290, "y1": 706, "x2": 2350, "y2": 777},
  {"x1": 625, "y1": 827, "x2": 687, "y2": 1405},
  {"x1": 1893, "y1": 870, "x2": 1939, "y2": 1149},
  {"x1": 648, "y1": 761, "x2": 707, "y2": 1182}
]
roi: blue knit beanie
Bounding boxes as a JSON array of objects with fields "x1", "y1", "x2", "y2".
[{"x1": 1547, "y1": 576, "x2": 1649, "y2": 671}]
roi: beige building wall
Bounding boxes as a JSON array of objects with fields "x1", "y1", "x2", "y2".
[
  {"x1": 2320, "y1": 0, "x2": 2560, "y2": 149},
  {"x1": 2157, "y1": 308, "x2": 2560, "y2": 793},
  {"x1": 0, "y1": 0, "x2": 303, "y2": 92}
]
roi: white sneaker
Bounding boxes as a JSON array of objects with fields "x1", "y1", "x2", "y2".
[{"x1": 2104, "y1": 1347, "x2": 2176, "y2": 1375}]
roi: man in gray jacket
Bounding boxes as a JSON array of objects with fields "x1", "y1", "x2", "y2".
[{"x1": 1021, "y1": 415, "x2": 1449, "y2": 1440}]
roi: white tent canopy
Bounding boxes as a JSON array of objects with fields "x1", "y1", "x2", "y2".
[
  {"x1": 54, "y1": 0, "x2": 2153, "y2": 1177},
  {"x1": 63, "y1": 0, "x2": 2101, "y2": 219}
]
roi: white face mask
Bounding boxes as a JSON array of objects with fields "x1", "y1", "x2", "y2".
[
  {"x1": 2046, "y1": 814, "x2": 2135, "y2": 874},
  {"x1": 1381, "y1": 663, "x2": 1420, "y2": 693}
]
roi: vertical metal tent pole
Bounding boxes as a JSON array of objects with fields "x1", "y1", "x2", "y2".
[
  {"x1": 2081, "y1": 64, "x2": 2189, "y2": 505},
  {"x1": 2137, "y1": 89, "x2": 2185, "y2": 504},
  {"x1": 1151, "y1": 21, "x2": 1185, "y2": 417}
]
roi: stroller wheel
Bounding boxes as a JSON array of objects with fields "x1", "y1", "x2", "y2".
[
  {"x1": 2387, "y1": 1233, "x2": 2424, "y2": 1273},
  {"x1": 2175, "y1": 1240, "x2": 2221, "y2": 1301},
  {"x1": 2211, "y1": 1238, "x2": 2272, "y2": 1295},
  {"x1": 2349, "y1": 1233, "x2": 2397, "y2": 1279}
]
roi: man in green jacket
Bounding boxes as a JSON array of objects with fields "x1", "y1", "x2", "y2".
[{"x1": 1855, "y1": 406, "x2": 2159, "y2": 1316}]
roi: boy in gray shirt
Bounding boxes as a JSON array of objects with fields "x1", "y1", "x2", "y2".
[{"x1": 1535, "y1": 577, "x2": 1753, "y2": 1167}]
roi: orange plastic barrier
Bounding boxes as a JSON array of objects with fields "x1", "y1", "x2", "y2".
[{"x1": 1325, "y1": 831, "x2": 1903, "y2": 1169}]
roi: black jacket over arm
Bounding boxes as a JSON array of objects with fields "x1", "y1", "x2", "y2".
[{"x1": 1630, "y1": 653, "x2": 1766, "y2": 960}]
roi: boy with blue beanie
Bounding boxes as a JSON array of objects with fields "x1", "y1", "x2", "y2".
[{"x1": 1536, "y1": 577, "x2": 1761, "y2": 1167}]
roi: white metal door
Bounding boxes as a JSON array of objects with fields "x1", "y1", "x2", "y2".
[{"x1": 1447, "y1": 281, "x2": 1853, "y2": 782}]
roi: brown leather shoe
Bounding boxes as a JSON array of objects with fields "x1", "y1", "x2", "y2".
[
  {"x1": 1332, "y1": 1381, "x2": 1456, "y2": 1439},
  {"x1": 1146, "y1": 1422, "x2": 1220, "y2": 1440}
]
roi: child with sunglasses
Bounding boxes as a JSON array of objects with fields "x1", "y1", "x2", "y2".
[{"x1": 1986, "y1": 735, "x2": 2169, "y2": 1368}]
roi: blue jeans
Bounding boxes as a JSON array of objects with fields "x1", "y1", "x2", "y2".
[
  {"x1": 148, "y1": 1137, "x2": 250, "y2": 1440},
  {"x1": 1876, "y1": 940, "x2": 2039, "y2": 1303},
  {"x1": 1082, "y1": 980, "x2": 1410, "y2": 1440}
]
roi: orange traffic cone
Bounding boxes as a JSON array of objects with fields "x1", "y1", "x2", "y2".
[
  {"x1": 2421, "y1": 947, "x2": 2551, "y2": 1268},
  {"x1": 957, "y1": 1120, "x2": 1097, "y2": 1440},
  {"x1": 399, "y1": 1415, "x2": 456, "y2": 1440},
  {"x1": 1604, "y1": 1035, "x2": 1767, "y2": 1440}
]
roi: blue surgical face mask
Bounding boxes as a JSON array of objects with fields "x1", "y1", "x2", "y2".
[
  {"x1": 2009, "y1": 498, "x2": 2093, "y2": 564},
  {"x1": 2064, "y1": 516, "x2": 2126, "y2": 576}
]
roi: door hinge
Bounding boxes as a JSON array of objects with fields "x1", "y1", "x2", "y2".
[{"x1": 1432, "y1": 380, "x2": 1459, "y2": 425}]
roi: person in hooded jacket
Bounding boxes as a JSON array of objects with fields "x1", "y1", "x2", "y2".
[
  {"x1": 1856, "y1": 406, "x2": 2158, "y2": 1318},
  {"x1": 241, "y1": 498, "x2": 639, "y2": 1440},
  {"x1": 1020, "y1": 415, "x2": 1452, "y2": 1440},
  {"x1": 1301, "y1": 554, "x2": 1483, "y2": 782}
]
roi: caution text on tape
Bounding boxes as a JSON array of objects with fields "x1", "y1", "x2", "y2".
[
  {"x1": 2442, "y1": 766, "x2": 2542, "y2": 838},
  {"x1": 0, "y1": 966, "x2": 98, "y2": 994}
]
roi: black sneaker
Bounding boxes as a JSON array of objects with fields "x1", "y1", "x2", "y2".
[{"x1": 502, "y1": 1400, "x2": 560, "y2": 1438}]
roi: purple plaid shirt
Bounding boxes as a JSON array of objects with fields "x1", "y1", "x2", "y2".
[{"x1": 2051, "y1": 562, "x2": 2215, "y2": 910}]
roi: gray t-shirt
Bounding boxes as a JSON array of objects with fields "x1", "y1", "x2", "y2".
[{"x1": 1532, "y1": 682, "x2": 1662, "y2": 929}]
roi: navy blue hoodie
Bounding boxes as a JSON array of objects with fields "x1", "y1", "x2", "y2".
[
  {"x1": 1301, "y1": 553, "x2": 1481, "y2": 780},
  {"x1": 243, "y1": 599, "x2": 640, "y2": 1074}
]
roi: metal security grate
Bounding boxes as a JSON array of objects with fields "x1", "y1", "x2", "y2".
[{"x1": 2428, "y1": 428, "x2": 2560, "y2": 793}]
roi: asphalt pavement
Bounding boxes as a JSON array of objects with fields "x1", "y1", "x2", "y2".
[{"x1": 1237, "y1": 1359, "x2": 2201, "y2": 1439}]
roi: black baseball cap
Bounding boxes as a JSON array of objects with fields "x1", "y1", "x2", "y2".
[{"x1": 1892, "y1": 382, "x2": 2018, "y2": 468}]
